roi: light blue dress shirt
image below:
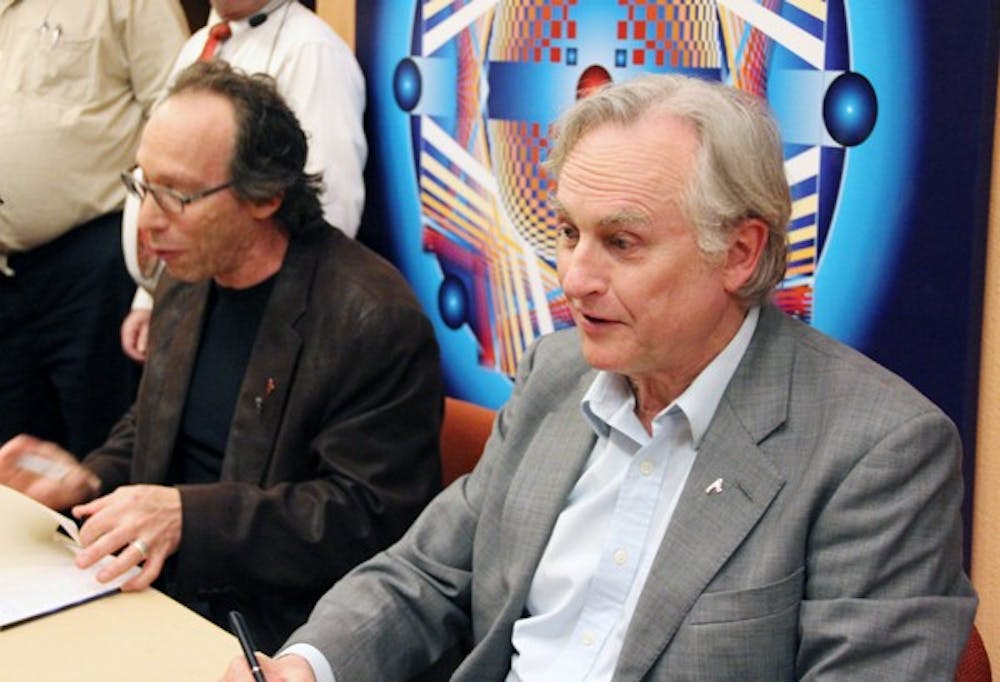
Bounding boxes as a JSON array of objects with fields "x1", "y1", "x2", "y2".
[
  {"x1": 507, "y1": 307, "x2": 759, "y2": 681},
  {"x1": 289, "y1": 308, "x2": 760, "y2": 682}
]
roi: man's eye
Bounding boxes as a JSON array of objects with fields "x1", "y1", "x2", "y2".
[
  {"x1": 609, "y1": 235, "x2": 633, "y2": 250},
  {"x1": 557, "y1": 224, "x2": 578, "y2": 242}
]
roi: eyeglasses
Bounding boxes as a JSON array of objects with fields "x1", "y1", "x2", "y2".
[{"x1": 121, "y1": 166, "x2": 232, "y2": 215}]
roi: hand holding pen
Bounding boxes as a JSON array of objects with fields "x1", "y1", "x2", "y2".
[
  {"x1": 229, "y1": 610, "x2": 268, "y2": 682},
  {"x1": 219, "y1": 620, "x2": 318, "y2": 681}
]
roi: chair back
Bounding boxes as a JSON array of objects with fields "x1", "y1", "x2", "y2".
[
  {"x1": 956, "y1": 624, "x2": 991, "y2": 681},
  {"x1": 440, "y1": 397, "x2": 496, "y2": 486}
]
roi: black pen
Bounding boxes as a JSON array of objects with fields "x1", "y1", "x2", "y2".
[{"x1": 228, "y1": 610, "x2": 267, "y2": 682}]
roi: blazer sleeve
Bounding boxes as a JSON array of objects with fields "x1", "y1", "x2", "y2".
[
  {"x1": 796, "y1": 408, "x2": 977, "y2": 679},
  {"x1": 82, "y1": 405, "x2": 138, "y2": 494}
]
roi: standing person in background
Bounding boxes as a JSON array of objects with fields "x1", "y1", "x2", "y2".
[
  {"x1": 121, "y1": 0, "x2": 367, "y2": 362},
  {"x1": 0, "y1": 0, "x2": 188, "y2": 455}
]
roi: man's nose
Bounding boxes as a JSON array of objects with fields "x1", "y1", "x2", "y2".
[
  {"x1": 136, "y1": 191, "x2": 168, "y2": 233},
  {"x1": 559, "y1": 240, "x2": 606, "y2": 299}
]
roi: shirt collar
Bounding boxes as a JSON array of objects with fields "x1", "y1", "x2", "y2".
[{"x1": 581, "y1": 306, "x2": 760, "y2": 448}]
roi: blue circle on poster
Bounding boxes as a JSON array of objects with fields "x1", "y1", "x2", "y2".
[
  {"x1": 360, "y1": 1, "x2": 923, "y2": 406},
  {"x1": 823, "y1": 72, "x2": 878, "y2": 147},
  {"x1": 438, "y1": 275, "x2": 469, "y2": 330},
  {"x1": 393, "y1": 57, "x2": 422, "y2": 111}
]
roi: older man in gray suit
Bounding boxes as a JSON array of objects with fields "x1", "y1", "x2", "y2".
[{"x1": 223, "y1": 74, "x2": 976, "y2": 681}]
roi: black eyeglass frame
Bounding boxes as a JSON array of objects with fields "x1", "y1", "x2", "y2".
[{"x1": 121, "y1": 165, "x2": 232, "y2": 215}]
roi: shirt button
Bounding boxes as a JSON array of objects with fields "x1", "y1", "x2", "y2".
[
  {"x1": 613, "y1": 549, "x2": 628, "y2": 565},
  {"x1": 639, "y1": 460, "x2": 654, "y2": 476},
  {"x1": 582, "y1": 632, "x2": 595, "y2": 646}
]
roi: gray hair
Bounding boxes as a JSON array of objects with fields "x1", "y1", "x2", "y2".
[{"x1": 547, "y1": 74, "x2": 791, "y2": 306}]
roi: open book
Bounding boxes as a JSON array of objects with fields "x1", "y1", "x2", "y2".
[{"x1": 0, "y1": 484, "x2": 139, "y2": 628}]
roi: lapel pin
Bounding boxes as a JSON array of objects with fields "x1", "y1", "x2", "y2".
[
  {"x1": 705, "y1": 477, "x2": 724, "y2": 495},
  {"x1": 255, "y1": 378, "x2": 276, "y2": 414}
]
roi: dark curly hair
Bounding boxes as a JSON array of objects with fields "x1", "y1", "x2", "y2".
[{"x1": 168, "y1": 60, "x2": 324, "y2": 234}]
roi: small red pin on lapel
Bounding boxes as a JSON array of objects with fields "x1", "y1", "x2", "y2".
[{"x1": 255, "y1": 378, "x2": 278, "y2": 414}]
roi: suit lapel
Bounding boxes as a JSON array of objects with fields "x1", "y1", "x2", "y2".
[
  {"x1": 136, "y1": 282, "x2": 210, "y2": 482},
  {"x1": 614, "y1": 306, "x2": 794, "y2": 680},
  {"x1": 499, "y1": 370, "x2": 597, "y2": 611},
  {"x1": 220, "y1": 235, "x2": 315, "y2": 484}
]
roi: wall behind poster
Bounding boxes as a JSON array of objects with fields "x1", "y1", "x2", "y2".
[{"x1": 354, "y1": 1, "x2": 998, "y2": 524}]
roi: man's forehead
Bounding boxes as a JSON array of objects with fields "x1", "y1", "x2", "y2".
[
  {"x1": 555, "y1": 114, "x2": 697, "y2": 190},
  {"x1": 139, "y1": 91, "x2": 235, "y2": 179},
  {"x1": 145, "y1": 91, "x2": 235, "y2": 148},
  {"x1": 154, "y1": 89, "x2": 234, "y2": 125},
  {"x1": 551, "y1": 189, "x2": 654, "y2": 227}
]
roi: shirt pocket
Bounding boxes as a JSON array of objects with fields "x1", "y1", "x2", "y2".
[
  {"x1": 686, "y1": 567, "x2": 804, "y2": 624},
  {"x1": 3, "y1": 28, "x2": 98, "y2": 103},
  {"x1": 36, "y1": 33, "x2": 99, "y2": 102}
]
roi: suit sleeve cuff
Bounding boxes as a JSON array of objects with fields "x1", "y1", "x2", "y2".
[{"x1": 280, "y1": 643, "x2": 336, "y2": 682}]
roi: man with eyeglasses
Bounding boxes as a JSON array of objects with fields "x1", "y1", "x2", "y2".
[
  {"x1": 0, "y1": 60, "x2": 444, "y2": 654},
  {"x1": 0, "y1": 0, "x2": 188, "y2": 457},
  {"x1": 119, "y1": 0, "x2": 367, "y2": 364}
]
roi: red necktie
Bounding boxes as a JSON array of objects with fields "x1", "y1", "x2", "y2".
[{"x1": 198, "y1": 22, "x2": 231, "y2": 62}]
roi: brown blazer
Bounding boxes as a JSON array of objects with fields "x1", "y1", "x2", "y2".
[{"x1": 84, "y1": 224, "x2": 444, "y2": 652}]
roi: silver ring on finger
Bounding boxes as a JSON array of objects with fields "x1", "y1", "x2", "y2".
[{"x1": 131, "y1": 538, "x2": 150, "y2": 561}]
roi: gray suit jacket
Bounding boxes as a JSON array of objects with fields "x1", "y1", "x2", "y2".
[
  {"x1": 83, "y1": 224, "x2": 444, "y2": 653},
  {"x1": 292, "y1": 305, "x2": 976, "y2": 680}
]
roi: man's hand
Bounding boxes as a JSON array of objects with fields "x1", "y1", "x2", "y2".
[
  {"x1": 0, "y1": 435, "x2": 100, "y2": 510},
  {"x1": 120, "y1": 308, "x2": 152, "y2": 362},
  {"x1": 73, "y1": 484, "x2": 182, "y2": 590},
  {"x1": 220, "y1": 653, "x2": 317, "y2": 682}
]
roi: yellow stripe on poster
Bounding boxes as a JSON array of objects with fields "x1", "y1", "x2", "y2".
[
  {"x1": 791, "y1": 194, "x2": 818, "y2": 222},
  {"x1": 424, "y1": 0, "x2": 455, "y2": 21},
  {"x1": 786, "y1": 0, "x2": 826, "y2": 21}
]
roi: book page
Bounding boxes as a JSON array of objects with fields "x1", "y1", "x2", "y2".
[{"x1": 0, "y1": 484, "x2": 139, "y2": 628}]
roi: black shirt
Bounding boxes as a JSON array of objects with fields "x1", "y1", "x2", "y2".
[{"x1": 171, "y1": 276, "x2": 276, "y2": 484}]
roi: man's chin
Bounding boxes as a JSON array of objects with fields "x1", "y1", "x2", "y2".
[
  {"x1": 577, "y1": 338, "x2": 625, "y2": 374},
  {"x1": 161, "y1": 264, "x2": 202, "y2": 283}
]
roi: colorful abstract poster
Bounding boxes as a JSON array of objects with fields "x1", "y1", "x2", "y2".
[{"x1": 355, "y1": 1, "x2": 998, "y2": 520}]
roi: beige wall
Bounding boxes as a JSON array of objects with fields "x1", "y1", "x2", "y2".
[
  {"x1": 973, "y1": 67, "x2": 1000, "y2": 664},
  {"x1": 315, "y1": 0, "x2": 354, "y2": 50},
  {"x1": 312, "y1": 1, "x2": 1000, "y2": 661}
]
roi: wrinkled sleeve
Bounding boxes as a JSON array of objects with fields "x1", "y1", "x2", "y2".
[
  {"x1": 275, "y1": 39, "x2": 366, "y2": 236},
  {"x1": 121, "y1": 0, "x2": 188, "y2": 114},
  {"x1": 797, "y1": 410, "x2": 977, "y2": 679}
]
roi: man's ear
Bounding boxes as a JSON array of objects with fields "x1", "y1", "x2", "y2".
[
  {"x1": 248, "y1": 193, "x2": 283, "y2": 221},
  {"x1": 722, "y1": 218, "x2": 769, "y2": 294}
]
